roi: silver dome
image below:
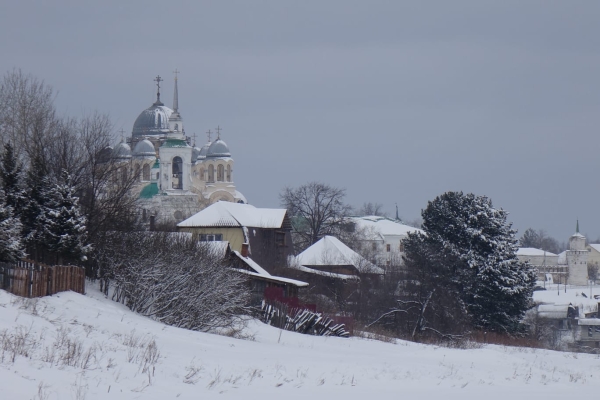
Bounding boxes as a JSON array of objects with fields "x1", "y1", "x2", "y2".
[
  {"x1": 133, "y1": 139, "x2": 156, "y2": 157},
  {"x1": 132, "y1": 104, "x2": 173, "y2": 137},
  {"x1": 192, "y1": 146, "x2": 201, "y2": 163},
  {"x1": 113, "y1": 142, "x2": 132, "y2": 159},
  {"x1": 197, "y1": 141, "x2": 211, "y2": 161},
  {"x1": 206, "y1": 139, "x2": 231, "y2": 158}
]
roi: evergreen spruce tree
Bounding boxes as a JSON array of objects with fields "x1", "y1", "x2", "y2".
[
  {"x1": 0, "y1": 188, "x2": 26, "y2": 262},
  {"x1": 21, "y1": 155, "x2": 49, "y2": 252},
  {"x1": 41, "y1": 171, "x2": 90, "y2": 264},
  {"x1": 0, "y1": 143, "x2": 26, "y2": 213},
  {"x1": 419, "y1": 191, "x2": 536, "y2": 333}
]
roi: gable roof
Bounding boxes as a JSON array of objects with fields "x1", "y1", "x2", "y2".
[
  {"x1": 294, "y1": 235, "x2": 384, "y2": 274},
  {"x1": 349, "y1": 216, "x2": 423, "y2": 237},
  {"x1": 232, "y1": 251, "x2": 308, "y2": 287},
  {"x1": 177, "y1": 201, "x2": 288, "y2": 229},
  {"x1": 589, "y1": 244, "x2": 600, "y2": 253}
]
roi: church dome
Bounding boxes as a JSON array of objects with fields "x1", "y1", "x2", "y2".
[
  {"x1": 192, "y1": 146, "x2": 201, "y2": 163},
  {"x1": 197, "y1": 141, "x2": 211, "y2": 161},
  {"x1": 132, "y1": 103, "x2": 173, "y2": 137},
  {"x1": 113, "y1": 142, "x2": 132, "y2": 159},
  {"x1": 206, "y1": 139, "x2": 231, "y2": 158},
  {"x1": 133, "y1": 139, "x2": 156, "y2": 157}
]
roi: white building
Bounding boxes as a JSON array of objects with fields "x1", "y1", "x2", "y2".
[
  {"x1": 517, "y1": 222, "x2": 589, "y2": 286},
  {"x1": 107, "y1": 74, "x2": 246, "y2": 225},
  {"x1": 348, "y1": 216, "x2": 423, "y2": 267}
]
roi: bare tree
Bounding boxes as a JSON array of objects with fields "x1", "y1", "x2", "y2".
[
  {"x1": 354, "y1": 202, "x2": 387, "y2": 217},
  {"x1": 280, "y1": 182, "x2": 352, "y2": 252},
  {"x1": 0, "y1": 69, "x2": 58, "y2": 165}
]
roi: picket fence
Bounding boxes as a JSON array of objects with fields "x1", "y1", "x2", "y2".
[{"x1": 0, "y1": 260, "x2": 85, "y2": 298}]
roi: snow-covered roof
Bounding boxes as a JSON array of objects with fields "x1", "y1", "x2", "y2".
[
  {"x1": 177, "y1": 201, "x2": 287, "y2": 229},
  {"x1": 537, "y1": 304, "x2": 570, "y2": 319},
  {"x1": 349, "y1": 216, "x2": 423, "y2": 237},
  {"x1": 517, "y1": 248, "x2": 558, "y2": 257},
  {"x1": 292, "y1": 265, "x2": 361, "y2": 281},
  {"x1": 557, "y1": 251, "x2": 567, "y2": 264},
  {"x1": 294, "y1": 236, "x2": 384, "y2": 274},
  {"x1": 589, "y1": 244, "x2": 600, "y2": 253},
  {"x1": 232, "y1": 251, "x2": 308, "y2": 287},
  {"x1": 578, "y1": 319, "x2": 600, "y2": 326}
]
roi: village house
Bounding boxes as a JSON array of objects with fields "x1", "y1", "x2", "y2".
[
  {"x1": 347, "y1": 216, "x2": 423, "y2": 268},
  {"x1": 176, "y1": 201, "x2": 294, "y2": 273}
]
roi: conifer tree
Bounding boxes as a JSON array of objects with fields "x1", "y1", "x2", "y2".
[
  {"x1": 0, "y1": 188, "x2": 26, "y2": 262},
  {"x1": 41, "y1": 171, "x2": 90, "y2": 264},
  {"x1": 20, "y1": 155, "x2": 49, "y2": 250},
  {"x1": 0, "y1": 143, "x2": 26, "y2": 213},
  {"x1": 419, "y1": 191, "x2": 536, "y2": 333}
]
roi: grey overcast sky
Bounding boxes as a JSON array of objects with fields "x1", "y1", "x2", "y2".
[{"x1": 1, "y1": 1, "x2": 599, "y2": 242}]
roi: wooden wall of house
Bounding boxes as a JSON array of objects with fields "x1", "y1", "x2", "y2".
[{"x1": 247, "y1": 228, "x2": 293, "y2": 274}]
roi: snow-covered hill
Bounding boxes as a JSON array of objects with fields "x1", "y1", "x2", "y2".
[{"x1": 1, "y1": 285, "x2": 599, "y2": 399}]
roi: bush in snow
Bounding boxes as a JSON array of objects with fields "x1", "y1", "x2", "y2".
[{"x1": 95, "y1": 231, "x2": 249, "y2": 332}]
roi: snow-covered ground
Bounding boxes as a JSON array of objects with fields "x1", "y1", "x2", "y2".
[{"x1": 1, "y1": 285, "x2": 599, "y2": 399}]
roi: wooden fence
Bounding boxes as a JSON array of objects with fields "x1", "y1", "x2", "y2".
[{"x1": 0, "y1": 260, "x2": 85, "y2": 298}]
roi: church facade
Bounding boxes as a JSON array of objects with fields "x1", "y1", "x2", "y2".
[{"x1": 107, "y1": 74, "x2": 246, "y2": 226}]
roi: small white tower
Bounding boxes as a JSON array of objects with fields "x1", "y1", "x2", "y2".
[{"x1": 567, "y1": 220, "x2": 589, "y2": 285}]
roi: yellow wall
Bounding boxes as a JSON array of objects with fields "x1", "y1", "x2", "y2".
[{"x1": 178, "y1": 227, "x2": 246, "y2": 252}]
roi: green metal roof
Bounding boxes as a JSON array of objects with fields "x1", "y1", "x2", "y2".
[
  {"x1": 139, "y1": 182, "x2": 159, "y2": 199},
  {"x1": 162, "y1": 138, "x2": 189, "y2": 148}
]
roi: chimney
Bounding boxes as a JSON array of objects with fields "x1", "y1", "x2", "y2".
[{"x1": 241, "y1": 243, "x2": 249, "y2": 258}]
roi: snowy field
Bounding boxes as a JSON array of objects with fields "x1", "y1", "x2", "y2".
[{"x1": 1, "y1": 285, "x2": 599, "y2": 399}]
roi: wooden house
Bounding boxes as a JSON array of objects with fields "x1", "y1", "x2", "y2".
[{"x1": 177, "y1": 201, "x2": 294, "y2": 273}]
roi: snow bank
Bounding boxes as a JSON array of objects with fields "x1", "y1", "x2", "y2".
[{"x1": 1, "y1": 286, "x2": 600, "y2": 399}]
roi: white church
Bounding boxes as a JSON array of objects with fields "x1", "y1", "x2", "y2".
[
  {"x1": 517, "y1": 222, "x2": 589, "y2": 286},
  {"x1": 107, "y1": 73, "x2": 246, "y2": 226}
]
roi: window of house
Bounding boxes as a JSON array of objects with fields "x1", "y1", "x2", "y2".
[
  {"x1": 275, "y1": 231, "x2": 285, "y2": 246},
  {"x1": 199, "y1": 234, "x2": 223, "y2": 242},
  {"x1": 372, "y1": 242, "x2": 377, "y2": 251},
  {"x1": 399, "y1": 243, "x2": 405, "y2": 252},
  {"x1": 386, "y1": 244, "x2": 391, "y2": 252}
]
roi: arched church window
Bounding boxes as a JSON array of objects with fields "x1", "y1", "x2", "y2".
[
  {"x1": 174, "y1": 123, "x2": 179, "y2": 131},
  {"x1": 208, "y1": 164, "x2": 214, "y2": 182},
  {"x1": 134, "y1": 164, "x2": 141, "y2": 182},
  {"x1": 142, "y1": 164, "x2": 150, "y2": 181},
  {"x1": 217, "y1": 164, "x2": 224, "y2": 182},
  {"x1": 199, "y1": 168, "x2": 205, "y2": 181},
  {"x1": 172, "y1": 156, "x2": 183, "y2": 189},
  {"x1": 226, "y1": 164, "x2": 231, "y2": 182}
]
